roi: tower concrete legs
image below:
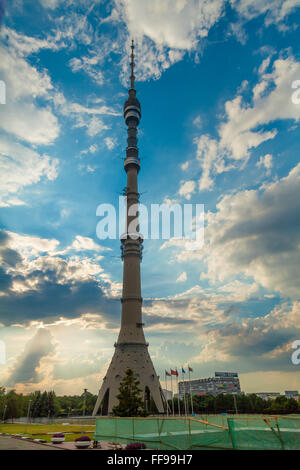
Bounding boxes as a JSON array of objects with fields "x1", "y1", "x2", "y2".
[{"x1": 92, "y1": 343, "x2": 165, "y2": 415}]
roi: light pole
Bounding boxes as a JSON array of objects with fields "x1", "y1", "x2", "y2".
[
  {"x1": 81, "y1": 388, "x2": 87, "y2": 436},
  {"x1": 24, "y1": 399, "x2": 31, "y2": 435},
  {"x1": 2, "y1": 404, "x2": 7, "y2": 423},
  {"x1": 233, "y1": 394, "x2": 238, "y2": 414}
]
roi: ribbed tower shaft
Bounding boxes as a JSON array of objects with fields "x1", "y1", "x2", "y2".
[{"x1": 93, "y1": 41, "x2": 165, "y2": 416}]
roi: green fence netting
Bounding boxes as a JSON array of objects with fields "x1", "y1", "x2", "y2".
[
  {"x1": 227, "y1": 416, "x2": 300, "y2": 450},
  {"x1": 93, "y1": 415, "x2": 300, "y2": 450}
]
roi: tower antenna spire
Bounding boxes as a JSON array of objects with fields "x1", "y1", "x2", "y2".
[{"x1": 130, "y1": 39, "x2": 135, "y2": 90}]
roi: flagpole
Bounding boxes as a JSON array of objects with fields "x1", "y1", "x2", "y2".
[
  {"x1": 182, "y1": 367, "x2": 188, "y2": 417},
  {"x1": 176, "y1": 369, "x2": 181, "y2": 417},
  {"x1": 188, "y1": 365, "x2": 194, "y2": 415},
  {"x1": 165, "y1": 371, "x2": 169, "y2": 417},
  {"x1": 170, "y1": 373, "x2": 175, "y2": 416}
]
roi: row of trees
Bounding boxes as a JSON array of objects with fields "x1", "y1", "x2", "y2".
[
  {"x1": 108, "y1": 370, "x2": 300, "y2": 416},
  {"x1": 1, "y1": 376, "x2": 299, "y2": 420},
  {"x1": 0, "y1": 386, "x2": 98, "y2": 420},
  {"x1": 169, "y1": 393, "x2": 300, "y2": 415}
]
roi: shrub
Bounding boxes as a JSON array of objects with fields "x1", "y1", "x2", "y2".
[
  {"x1": 125, "y1": 442, "x2": 146, "y2": 450},
  {"x1": 75, "y1": 435, "x2": 91, "y2": 442}
]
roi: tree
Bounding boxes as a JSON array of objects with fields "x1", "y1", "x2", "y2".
[
  {"x1": 40, "y1": 391, "x2": 48, "y2": 417},
  {"x1": 0, "y1": 387, "x2": 6, "y2": 417},
  {"x1": 31, "y1": 391, "x2": 42, "y2": 418},
  {"x1": 286, "y1": 398, "x2": 298, "y2": 413},
  {"x1": 47, "y1": 391, "x2": 60, "y2": 417},
  {"x1": 112, "y1": 369, "x2": 147, "y2": 417},
  {"x1": 5, "y1": 390, "x2": 21, "y2": 421}
]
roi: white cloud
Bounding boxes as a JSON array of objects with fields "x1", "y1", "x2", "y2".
[
  {"x1": 0, "y1": 30, "x2": 60, "y2": 202},
  {"x1": 193, "y1": 115, "x2": 202, "y2": 129},
  {"x1": 89, "y1": 144, "x2": 98, "y2": 154},
  {"x1": 114, "y1": 0, "x2": 300, "y2": 83},
  {"x1": 5, "y1": 233, "x2": 109, "y2": 260},
  {"x1": 86, "y1": 165, "x2": 96, "y2": 173},
  {"x1": 116, "y1": 0, "x2": 224, "y2": 82},
  {"x1": 69, "y1": 235, "x2": 108, "y2": 253},
  {"x1": 176, "y1": 162, "x2": 300, "y2": 298},
  {"x1": 63, "y1": 101, "x2": 119, "y2": 117},
  {"x1": 55, "y1": 94, "x2": 119, "y2": 137},
  {"x1": 104, "y1": 137, "x2": 117, "y2": 150},
  {"x1": 256, "y1": 153, "x2": 273, "y2": 175},
  {"x1": 258, "y1": 56, "x2": 271, "y2": 75},
  {"x1": 217, "y1": 280, "x2": 260, "y2": 302},
  {"x1": 85, "y1": 116, "x2": 109, "y2": 137},
  {"x1": 219, "y1": 57, "x2": 300, "y2": 156},
  {"x1": 0, "y1": 139, "x2": 59, "y2": 206},
  {"x1": 0, "y1": 45, "x2": 60, "y2": 145},
  {"x1": 176, "y1": 271, "x2": 187, "y2": 282},
  {"x1": 187, "y1": 55, "x2": 300, "y2": 191},
  {"x1": 2, "y1": 104, "x2": 60, "y2": 145},
  {"x1": 39, "y1": 0, "x2": 61, "y2": 9},
  {"x1": 69, "y1": 56, "x2": 104, "y2": 85},
  {"x1": 178, "y1": 180, "x2": 196, "y2": 199},
  {"x1": 7, "y1": 327, "x2": 55, "y2": 386},
  {"x1": 0, "y1": 26, "x2": 62, "y2": 56},
  {"x1": 195, "y1": 135, "x2": 230, "y2": 191},
  {"x1": 79, "y1": 144, "x2": 98, "y2": 158},
  {"x1": 53, "y1": 12, "x2": 94, "y2": 47},
  {"x1": 181, "y1": 161, "x2": 190, "y2": 171},
  {"x1": 228, "y1": 20, "x2": 248, "y2": 45},
  {"x1": 230, "y1": 0, "x2": 300, "y2": 25},
  {"x1": 143, "y1": 285, "x2": 232, "y2": 329},
  {"x1": 6, "y1": 231, "x2": 60, "y2": 257},
  {"x1": 117, "y1": 0, "x2": 225, "y2": 50}
]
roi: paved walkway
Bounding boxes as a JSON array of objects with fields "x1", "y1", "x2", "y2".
[
  {"x1": 0, "y1": 436, "x2": 60, "y2": 450},
  {"x1": 0, "y1": 436, "x2": 123, "y2": 450}
]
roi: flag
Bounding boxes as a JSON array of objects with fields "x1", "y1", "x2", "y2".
[
  {"x1": 165, "y1": 371, "x2": 171, "y2": 376},
  {"x1": 188, "y1": 366, "x2": 193, "y2": 372},
  {"x1": 182, "y1": 367, "x2": 186, "y2": 374},
  {"x1": 171, "y1": 369, "x2": 178, "y2": 377}
]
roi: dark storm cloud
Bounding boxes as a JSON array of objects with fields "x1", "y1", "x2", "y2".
[
  {"x1": 1, "y1": 248, "x2": 22, "y2": 267},
  {"x1": 0, "y1": 230, "x2": 22, "y2": 268},
  {"x1": 0, "y1": 266, "x2": 12, "y2": 290},
  {"x1": 203, "y1": 300, "x2": 300, "y2": 373},
  {"x1": 0, "y1": 230, "x2": 119, "y2": 326},
  {"x1": 0, "y1": 230, "x2": 9, "y2": 245},
  {"x1": 0, "y1": 229, "x2": 195, "y2": 328},
  {"x1": 7, "y1": 328, "x2": 54, "y2": 386},
  {"x1": 0, "y1": 273, "x2": 119, "y2": 326},
  {"x1": 217, "y1": 322, "x2": 294, "y2": 357},
  {"x1": 223, "y1": 304, "x2": 241, "y2": 317},
  {"x1": 144, "y1": 313, "x2": 195, "y2": 327},
  {"x1": 206, "y1": 165, "x2": 300, "y2": 297}
]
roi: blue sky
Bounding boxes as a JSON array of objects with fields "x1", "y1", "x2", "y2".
[{"x1": 0, "y1": 0, "x2": 300, "y2": 396}]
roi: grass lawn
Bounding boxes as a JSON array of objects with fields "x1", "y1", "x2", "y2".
[{"x1": 0, "y1": 423, "x2": 95, "y2": 442}]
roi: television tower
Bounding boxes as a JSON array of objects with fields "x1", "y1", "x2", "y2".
[{"x1": 93, "y1": 41, "x2": 165, "y2": 415}]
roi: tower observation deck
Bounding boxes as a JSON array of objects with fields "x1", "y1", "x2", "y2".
[{"x1": 93, "y1": 41, "x2": 165, "y2": 415}]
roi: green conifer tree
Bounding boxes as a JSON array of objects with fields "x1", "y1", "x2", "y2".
[{"x1": 112, "y1": 368, "x2": 147, "y2": 417}]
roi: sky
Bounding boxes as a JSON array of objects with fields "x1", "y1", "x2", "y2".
[{"x1": 0, "y1": 0, "x2": 300, "y2": 397}]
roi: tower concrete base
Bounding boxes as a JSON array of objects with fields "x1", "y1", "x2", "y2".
[{"x1": 92, "y1": 343, "x2": 165, "y2": 415}]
